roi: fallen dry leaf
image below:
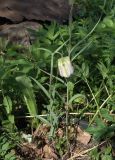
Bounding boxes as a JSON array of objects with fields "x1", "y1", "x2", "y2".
[
  {"x1": 33, "y1": 124, "x2": 50, "y2": 138},
  {"x1": 76, "y1": 127, "x2": 91, "y2": 145},
  {"x1": 43, "y1": 145, "x2": 58, "y2": 159},
  {"x1": 56, "y1": 128, "x2": 64, "y2": 138}
]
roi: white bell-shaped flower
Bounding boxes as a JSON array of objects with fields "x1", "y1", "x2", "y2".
[{"x1": 58, "y1": 56, "x2": 74, "y2": 78}]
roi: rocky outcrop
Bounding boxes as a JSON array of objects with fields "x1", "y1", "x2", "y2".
[
  {"x1": 0, "y1": 0, "x2": 73, "y2": 45},
  {"x1": 0, "y1": 0, "x2": 70, "y2": 23},
  {"x1": 0, "y1": 22, "x2": 42, "y2": 45}
]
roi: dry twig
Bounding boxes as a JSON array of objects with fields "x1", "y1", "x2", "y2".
[{"x1": 67, "y1": 141, "x2": 106, "y2": 160}]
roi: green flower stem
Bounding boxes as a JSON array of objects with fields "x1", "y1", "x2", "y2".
[{"x1": 65, "y1": 81, "x2": 70, "y2": 150}]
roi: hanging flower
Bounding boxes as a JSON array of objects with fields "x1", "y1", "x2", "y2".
[{"x1": 58, "y1": 56, "x2": 74, "y2": 78}]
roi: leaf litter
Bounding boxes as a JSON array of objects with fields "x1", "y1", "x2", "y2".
[{"x1": 15, "y1": 123, "x2": 98, "y2": 160}]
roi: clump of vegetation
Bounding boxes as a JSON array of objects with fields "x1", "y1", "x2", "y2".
[{"x1": 0, "y1": 0, "x2": 115, "y2": 159}]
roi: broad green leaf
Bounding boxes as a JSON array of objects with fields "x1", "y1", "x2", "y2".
[
  {"x1": 82, "y1": 62, "x2": 89, "y2": 78},
  {"x1": 69, "y1": 94, "x2": 86, "y2": 105},
  {"x1": 16, "y1": 76, "x2": 33, "y2": 89},
  {"x1": 3, "y1": 96, "x2": 12, "y2": 114},
  {"x1": 103, "y1": 17, "x2": 114, "y2": 28},
  {"x1": 30, "y1": 77, "x2": 51, "y2": 99},
  {"x1": 101, "y1": 155, "x2": 112, "y2": 160},
  {"x1": 16, "y1": 76, "x2": 38, "y2": 116},
  {"x1": 2, "y1": 142, "x2": 10, "y2": 151},
  {"x1": 97, "y1": 62, "x2": 108, "y2": 79},
  {"x1": 104, "y1": 146, "x2": 112, "y2": 155},
  {"x1": 5, "y1": 152, "x2": 15, "y2": 160},
  {"x1": 8, "y1": 115, "x2": 14, "y2": 124}
]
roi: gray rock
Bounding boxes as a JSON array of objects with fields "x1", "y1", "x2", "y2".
[
  {"x1": 0, "y1": 0, "x2": 70, "y2": 23},
  {"x1": 0, "y1": 22, "x2": 42, "y2": 46}
]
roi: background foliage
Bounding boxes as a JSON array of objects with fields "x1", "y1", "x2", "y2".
[{"x1": 0, "y1": 0, "x2": 115, "y2": 159}]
